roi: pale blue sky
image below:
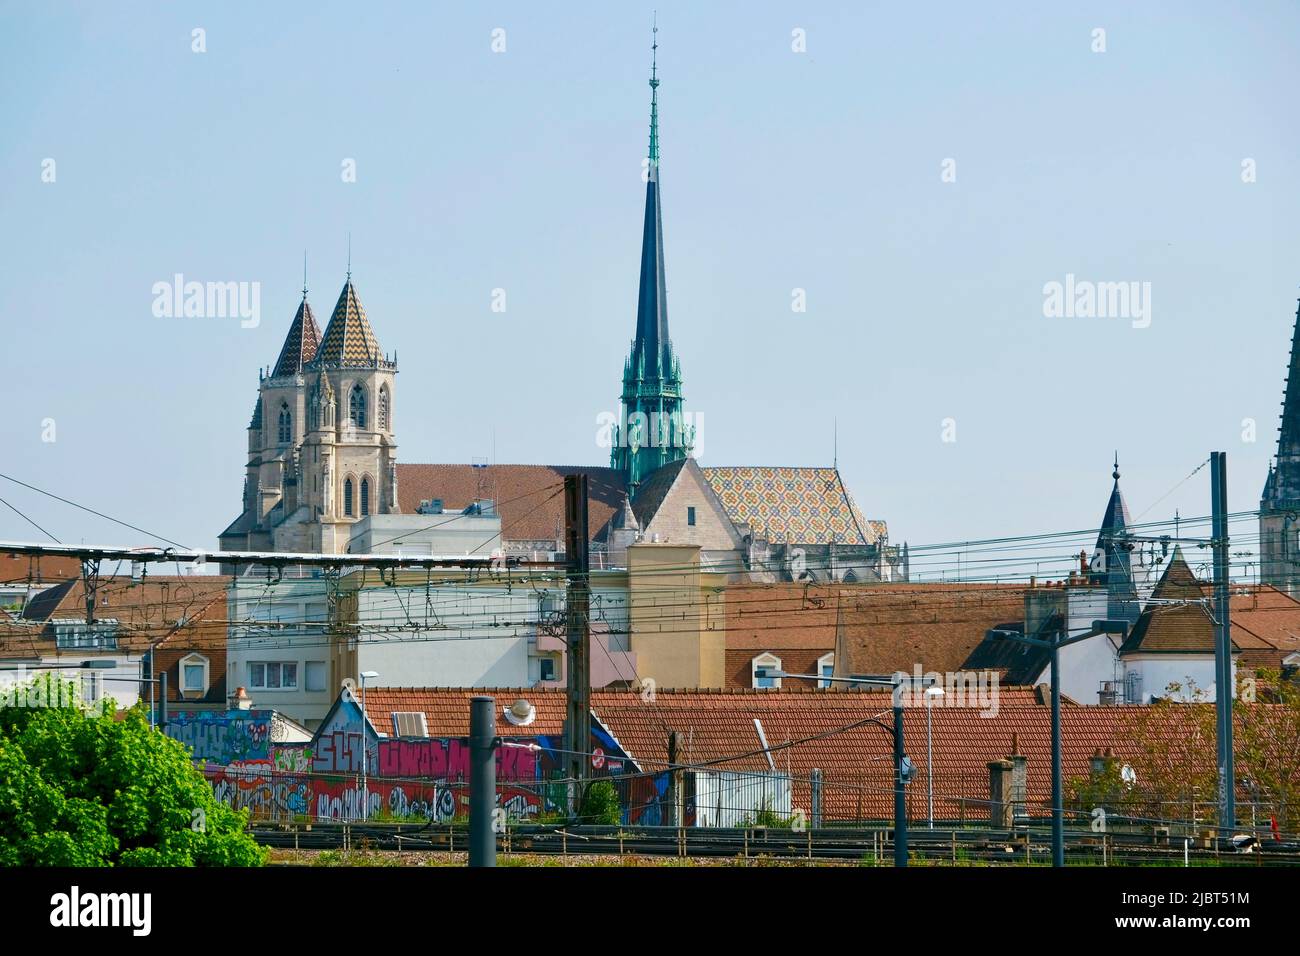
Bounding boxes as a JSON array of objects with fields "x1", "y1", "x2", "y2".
[{"x1": 1, "y1": 1, "x2": 1298, "y2": 563}]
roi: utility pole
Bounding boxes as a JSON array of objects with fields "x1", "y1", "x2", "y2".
[
  {"x1": 667, "y1": 731, "x2": 682, "y2": 826},
  {"x1": 564, "y1": 474, "x2": 591, "y2": 818},
  {"x1": 893, "y1": 695, "x2": 908, "y2": 867},
  {"x1": 469, "y1": 695, "x2": 496, "y2": 867},
  {"x1": 1211, "y1": 451, "x2": 1235, "y2": 832}
]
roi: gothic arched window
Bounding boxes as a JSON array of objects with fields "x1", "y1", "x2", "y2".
[
  {"x1": 378, "y1": 386, "x2": 390, "y2": 430},
  {"x1": 343, "y1": 478, "x2": 354, "y2": 517},
  {"x1": 349, "y1": 384, "x2": 367, "y2": 429},
  {"x1": 360, "y1": 477, "x2": 371, "y2": 516},
  {"x1": 277, "y1": 403, "x2": 291, "y2": 444}
]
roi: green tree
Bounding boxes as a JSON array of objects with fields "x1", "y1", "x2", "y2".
[{"x1": 0, "y1": 675, "x2": 267, "y2": 866}]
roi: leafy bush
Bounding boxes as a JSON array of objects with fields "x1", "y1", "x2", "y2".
[
  {"x1": 577, "y1": 781, "x2": 621, "y2": 825},
  {"x1": 0, "y1": 676, "x2": 267, "y2": 866}
]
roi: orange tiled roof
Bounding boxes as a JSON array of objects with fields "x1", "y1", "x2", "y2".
[
  {"x1": 0, "y1": 552, "x2": 80, "y2": 585},
  {"x1": 356, "y1": 686, "x2": 1183, "y2": 821},
  {"x1": 395, "y1": 464, "x2": 625, "y2": 544},
  {"x1": 839, "y1": 583, "x2": 1028, "y2": 676}
]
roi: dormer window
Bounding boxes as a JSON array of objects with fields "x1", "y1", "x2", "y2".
[{"x1": 180, "y1": 652, "x2": 210, "y2": 695}]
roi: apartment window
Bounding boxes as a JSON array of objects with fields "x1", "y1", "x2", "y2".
[
  {"x1": 752, "y1": 653, "x2": 782, "y2": 689},
  {"x1": 249, "y1": 661, "x2": 298, "y2": 690},
  {"x1": 539, "y1": 657, "x2": 557, "y2": 682},
  {"x1": 53, "y1": 620, "x2": 119, "y2": 650},
  {"x1": 687, "y1": 506, "x2": 696, "y2": 526},
  {"x1": 817, "y1": 652, "x2": 835, "y2": 689},
  {"x1": 305, "y1": 661, "x2": 327, "y2": 692}
]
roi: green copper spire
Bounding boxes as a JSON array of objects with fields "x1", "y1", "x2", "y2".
[
  {"x1": 648, "y1": 15, "x2": 660, "y2": 170},
  {"x1": 613, "y1": 17, "x2": 690, "y2": 492}
]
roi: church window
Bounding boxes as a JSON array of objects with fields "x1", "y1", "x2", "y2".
[
  {"x1": 277, "y1": 403, "x2": 291, "y2": 444},
  {"x1": 349, "y1": 384, "x2": 367, "y2": 429},
  {"x1": 344, "y1": 478, "x2": 354, "y2": 517},
  {"x1": 687, "y1": 506, "x2": 696, "y2": 526},
  {"x1": 378, "y1": 386, "x2": 390, "y2": 430},
  {"x1": 360, "y1": 477, "x2": 371, "y2": 516}
]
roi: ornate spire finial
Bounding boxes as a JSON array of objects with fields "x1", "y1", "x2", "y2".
[
  {"x1": 346, "y1": 232, "x2": 352, "y2": 282},
  {"x1": 303, "y1": 250, "x2": 308, "y2": 299},
  {"x1": 648, "y1": 13, "x2": 659, "y2": 169},
  {"x1": 1113, "y1": 451, "x2": 1120, "y2": 481}
]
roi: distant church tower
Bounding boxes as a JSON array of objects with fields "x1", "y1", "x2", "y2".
[
  {"x1": 1260, "y1": 295, "x2": 1300, "y2": 599},
  {"x1": 220, "y1": 269, "x2": 399, "y2": 556},
  {"x1": 611, "y1": 26, "x2": 691, "y2": 492}
]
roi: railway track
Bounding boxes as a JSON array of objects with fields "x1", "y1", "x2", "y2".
[{"x1": 251, "y1": 822, "x2": 1300, "y2": 866}]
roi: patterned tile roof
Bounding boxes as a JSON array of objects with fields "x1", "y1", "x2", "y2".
[
  {"x1": 314, "y1": 280, "x2": 383, "y2": 367},
  {"x1": 701, "y1": 466, "x2": 883, "y2": 545},
  {"x1": 271, "y1": 296, "x2": 321, "y2": 377}
]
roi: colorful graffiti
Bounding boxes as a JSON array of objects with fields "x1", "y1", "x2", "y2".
[
  {"x1": 167, "y1": 710, "x2": 272, "y2": 764},
  {"x1": 198, "y1": 689, "x2": 674, "y2": 824},
  {"x1": 376, "y1": 738, "x2": 537, "y2": 781}
]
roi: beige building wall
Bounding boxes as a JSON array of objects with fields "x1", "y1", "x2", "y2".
[
  {"x1": 627, "y1": 543, "x2": 725, "y2": 688},
  {"x1": 640, "y1": 461, "x2": 745, "y2": 566}
]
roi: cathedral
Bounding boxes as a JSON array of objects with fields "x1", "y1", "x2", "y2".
[
  {"x1": 1260, "y1": 296, "x2": 1300, "y2": 600},
  {"x1": 220, "y1": 50, "x2": 902, "y2": 584}
]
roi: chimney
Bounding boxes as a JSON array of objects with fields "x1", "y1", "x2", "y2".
[
  {"x1": 230, "y1": 686, "x2": 253, "y2": 711},
  {"x1": 1008, "y1": 735, "x2": 1028, "y2": 822},
  {"x1": 988, "y1": 759, "x2": 1014, "y2": 829}
]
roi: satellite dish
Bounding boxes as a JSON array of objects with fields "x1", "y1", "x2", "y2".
[
  {"x1": 1121, "y1": 764, "x2": 1137, "y2": 786},
  {"x1": 503, "y1": 698, "x2": 536, "y2": 727}
]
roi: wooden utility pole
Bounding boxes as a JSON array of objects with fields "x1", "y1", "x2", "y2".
[{"x1": 564, "y1": 474, "x2": 591, "y2": 817}]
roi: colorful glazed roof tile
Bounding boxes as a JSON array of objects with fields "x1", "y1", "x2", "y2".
[
  {"x1": 271, "y1": 296, "x2": 322, "y2": 377},
  {"x1": 314, "y1": 280, "x2": 382, "y2": 367},
  {"x1": 701, "y1": 466, "x2": 883, "y2": 545}
]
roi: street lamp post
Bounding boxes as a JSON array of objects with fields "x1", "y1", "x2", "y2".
[
  {"x1": 992, "y1": 619, "x2": 1127, "y2": 867},
  {"x1": 925, "y1": 686, "x2": 944, "y2": 828},
  {"x1": 359, "y1": 670, "x2": 379, "y2": 822}
]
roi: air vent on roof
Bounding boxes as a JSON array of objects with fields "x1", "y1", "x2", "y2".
[
  {"x1": 391, "y1": 712, "x2": 428, "y2": 737},
  {"x1": 418, "y1": 499, "x2": 444, "y2": 515}
]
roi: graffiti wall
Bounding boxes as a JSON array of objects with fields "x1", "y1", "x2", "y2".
[
  {"x1": 199, "y1": 690, "x2": 669, "y2": 824},
  {"x1": 166, "y1": 710, "x2": 272, "y2": 764}
]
